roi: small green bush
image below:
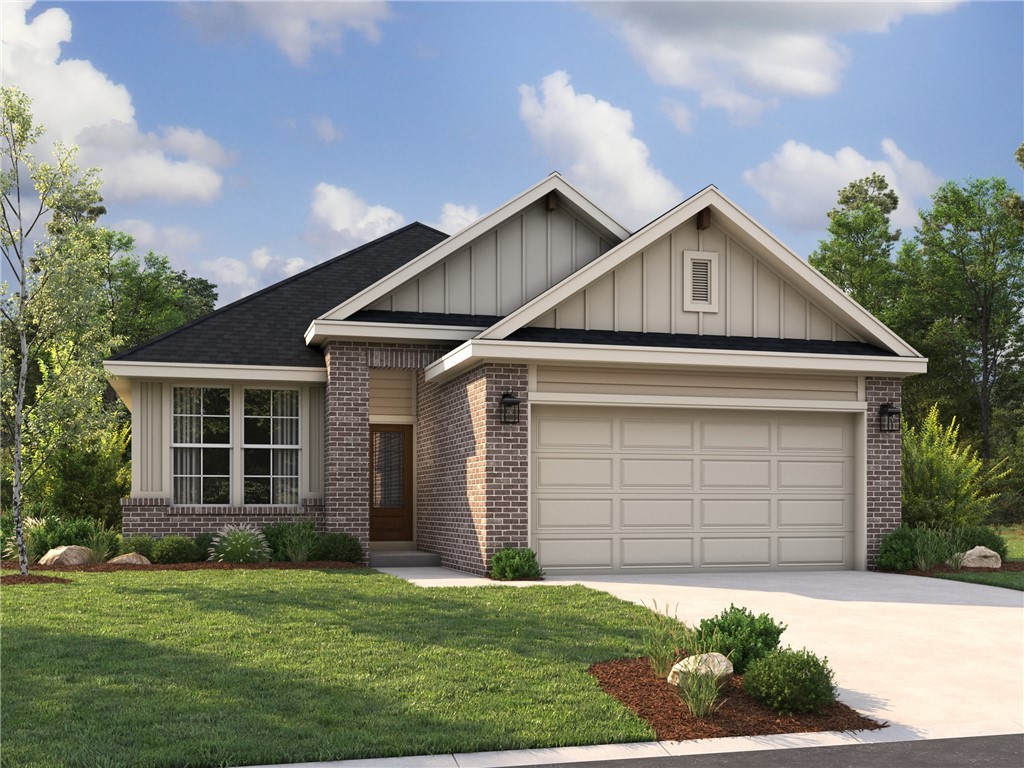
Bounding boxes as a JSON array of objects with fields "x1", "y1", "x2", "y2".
[
  {"x1": 950, "y1": 526, "x2": 1008, "y2": 561},
  {"x1": 639, "y1": 601, "x2": 686, "y2": 677},
  {"x1": 208, "y1": 524, "x2": 271, "y2": 564},
  {"x1": 121, "y1": 535, "x2": 156, "y2": 560},
  {"x1": 152, "y1": 535, "x2": 202, "y2": 564},
  {"x1": 261, "y1": 522, "x2": 291, "y2": 561},
  {"x1": 876, "y1": 525, "x2": 1008, "y2": 572},
  {"x1": 874, "y1": 525, "x2": 919, "y2": 571},
  {"x1": 490, "y1": 547, "x2": 544, "y2": 580},
  {"x1": 193, "y1": 533, "x2": 214, "y2": 558},
  {"x1": 26, "y1": 517, "x2": 109, "y2": 561},
  {"x1": 677, "y1": 668, "x2": 725, "y2": 717},
  {"x1": 84, "y1": 524, "x2": 121, "y2": 563},
  {"x1": 263, "y1": 521, "x2": 319, "y2": 563},
  {"x1": 743, "y1": 648, "x2": 837, "y2": 714},
  {"x1": 313, "y1": 532, "x2": 364, "y2": 563},
  {"x1": 698, "y1": 604, "x2": 786, "y2": 674}
]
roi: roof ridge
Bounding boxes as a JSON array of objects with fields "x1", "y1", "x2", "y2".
[{"x1": 108, "y1": 222, "x2": 447, "y2": 361}]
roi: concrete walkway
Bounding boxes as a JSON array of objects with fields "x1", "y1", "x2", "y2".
[{"x1": 255, "y1": 568, "x2": 1024, "y2": 768}]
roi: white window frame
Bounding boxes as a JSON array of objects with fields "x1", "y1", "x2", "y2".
[
  {"x1": 683, "y1": 250, "x2": 720, "y2": 313},
  {"x1": 171, "y1": 386, "x2": 232, "y2": 506},
  {"x1": 242, "y1": 388, "x2": 301, "y2": 506}
]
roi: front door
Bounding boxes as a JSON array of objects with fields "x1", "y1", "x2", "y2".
[{"x1": 369, "y1": 424, "x2": 413, "y2": 542}]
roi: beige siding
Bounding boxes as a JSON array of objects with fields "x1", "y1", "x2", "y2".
[
  {"x1": 371, "y1": 200, "x2": 615, "y2": 318},
  {"x1": 304, "y1": 384, "x2": 325, "y2": 496},
  {"x1": 132, "y1": 381, "x2": 167, "y2": 496},
  {"x1": 370, "y1": 368, "x2": 415, "y2": 418},
  {"x1": 536, "y1": 366, "x2": 859, "y2": 401},
  {"x1": 531, "y1": 216, "x2": 865, "y2": 344}
]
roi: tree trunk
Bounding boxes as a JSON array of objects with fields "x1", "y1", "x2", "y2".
[{"x1": 12, "y1": 320, "x2": 30, "y2": 575}]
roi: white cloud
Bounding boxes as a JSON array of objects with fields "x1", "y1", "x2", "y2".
[
  {"x1": 114, "y1": 219, "x2": 204, "y2": 256},
  {"x1": 519, "y1": 71, "x2": 681, "y2": 228},
  {"x1": 433, "y1": 203, "x2": 480, "y2": 234},
  {"x1": 660, "y1": 98, "x2": 694, "y2": 135},
  {"x1": 310, "y1": 183, "x2": 405, "y2": 244},
  {"x1": 590, "y1": 1, "x2": 959, "y2": 122},
  {"x1": 202, "y1": 256, "x2": 260, "y2": 297},
  {"x1": 1, "y1": 1, "x2": 230, "y2": 203},
  {"x1": 312, "y1": 116, "x2": 343, "y2": 144},
  {"x1": 178, "y1": 1, "x2": 391, "y2": 65},
  {"x1": 743, "y1": 139, "x2": 942, "y2": 232},
  {"x1": 249, "y1": 246, "x2": 274, "y2": 271}
]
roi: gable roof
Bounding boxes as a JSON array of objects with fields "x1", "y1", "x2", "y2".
[{"x1": 108, "y1": 223, "x2": 447, "y2": 368}]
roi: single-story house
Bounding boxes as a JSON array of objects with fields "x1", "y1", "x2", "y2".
[{"x1": 105, "y1": 173, "x2": 926, "y2": 576}]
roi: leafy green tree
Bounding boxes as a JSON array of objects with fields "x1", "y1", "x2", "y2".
[
  {"x1": 895, "y1": 178, "x2": 1024, "y2": 459},
  {"x1": 1, "y1": 87, "x2": 113, "y2": 574},
  {"x1": 810, "y1": 173, "x2": 901, "y2": 321}
]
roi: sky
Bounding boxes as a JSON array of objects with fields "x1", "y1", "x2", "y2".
[{"x1": 2, "y1": 0, "x2": 1022, "y2": 306}]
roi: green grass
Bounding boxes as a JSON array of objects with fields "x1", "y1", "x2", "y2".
[
  {"x1": 933, "y1": 570, "x2": 1024, "y2": 591},
  {"x1": 994, "y1": 523, "x2": 1024, "y2": 561},
  {"x1": 0, "y1": 568, "x2": 654, "y2": 768}
]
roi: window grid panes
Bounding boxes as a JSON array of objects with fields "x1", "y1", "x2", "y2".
[
  {"x1": 243, "y1": 389, "x2": 299, "y2": 505},
  {"x1": 172, "y1": 387, "x2": 231, "y2": 505}
]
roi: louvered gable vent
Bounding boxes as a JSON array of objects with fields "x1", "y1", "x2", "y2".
[
  {"x1": 691, "y1": 259, "x2": 711, "y2": 303},
  {"x1": 683, "y1": 250, "x2": 719, "y2": 313}
]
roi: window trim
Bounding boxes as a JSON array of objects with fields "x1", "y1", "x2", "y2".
[
  {"x1": 242, "y1": 388, "x2": 301, "y2": 506},
  {"x1": 171, "y1": 386, "x2": 232, "y2": 506},
  {"x1": 683, "y1": 250, "x2": 720, "y2": 313}
]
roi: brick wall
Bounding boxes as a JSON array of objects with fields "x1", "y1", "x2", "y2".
[
  {"x1": 865, "y1": 376, "x2": 903, "y2": 567},
  {"x1": 416, "y1": 363, "x2": 529, "y2": 575},
  {"x1": 122, "y1": 497, "x2": 324, "y2": 538}
]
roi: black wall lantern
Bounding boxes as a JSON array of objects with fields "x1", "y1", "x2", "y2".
[
  {"x1": 499, "y1": 392, "x2": 523, "y2": 424},
  {"x1": 879, "y1": 402, "x2": 901, "y2": 433}
]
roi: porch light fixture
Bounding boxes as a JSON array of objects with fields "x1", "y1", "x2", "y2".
[
  {"x1": 499, "y1": 392, "x2": 523, "y2": 424},
  {"x1": 879, "y1": 402, "x2": 901, "y2": 433}
]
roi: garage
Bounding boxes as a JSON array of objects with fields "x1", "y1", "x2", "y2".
[{"x1": 531, "y1": 406, "x2": 856, "y2": 572}]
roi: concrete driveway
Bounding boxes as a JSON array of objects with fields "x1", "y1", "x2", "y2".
[{"x1": 384, "y1": 568, "x2": 1024, "y2": 742}]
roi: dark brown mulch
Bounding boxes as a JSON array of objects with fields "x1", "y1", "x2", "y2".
[
  {"x1": 891, "y1": 561, "x2": 1024, "y2": 578},
  {"x1": 590, "y1": 656, "x2": 886, "y2": 741},
  {"x1": 1, "y1": 573, "x2": 73, "y2": 586}
]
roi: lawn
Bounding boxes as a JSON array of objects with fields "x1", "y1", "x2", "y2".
[
  {"x1": 995, "y1": 523, "x2": 1024, "y2": 561},
  {"x1": 933, "y1": 570, "x2": 1024, "y2": 591},
  {"x1": 0, "y1": 568, "x2": 654, "y2": 768}
]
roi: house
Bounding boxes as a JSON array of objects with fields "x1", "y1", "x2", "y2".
[{"x1": 104, "y1": 174, "x2": 926, "y2": 576}]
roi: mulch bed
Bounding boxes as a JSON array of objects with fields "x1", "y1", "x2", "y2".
[
  {"x1": 900, "y1": 560, "x2": 1024, "y2": 577},
  {"x1": 0, "y1": 559, "x2": 359, "y2": 585},
  {"x1": 590, "y1": 656, "x2": 886, "y2": 741}
]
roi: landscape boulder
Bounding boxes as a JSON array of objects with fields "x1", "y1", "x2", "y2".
[
  {"x1": 39, "y1": 545, "x2": 92, "y2": 566},
  {"x1": 668, "y1": 652, "x2": 733, "y2": 686},
  {"x1": 108, "y1": 552, "x2": 151, "y2": 565},
  {"x1": 960, "y1": 546, "x2": 1002, "y2": 569}
]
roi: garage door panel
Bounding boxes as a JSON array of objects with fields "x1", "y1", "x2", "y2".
[
  {"x1": 777, "y1": 498, "x2": 847, "y2": 528},
  {"x1": 621, "y1": 458, "x2": 693, "y2": 488},
  {"x1": 701, "y1": 537, "x2": 771, "y2": 567},
  {"x1": 778, "y1": 422, "x2": 847, "y2": 452},
  {"x1": 535, "y1": 457, "x2": 613, "y2": 488},
  {"x1": 535, "y1": 498, "x2": 613, "y2": 529},
  {"x1": 778, "y1": 536, "x2": 848, "y2": 566},
  {"x1": 701, "y1": 499, "x2": 771, "y2": 528},
  {"x1": 537, "y1": 538, "x2": 613, "y2": 569},
  {"x1": 621, "y1": 538, "x2": 693, "y2": 568},
  {"x1": 701, "y1": 421, "x2": 771, "y2": 451},
  {"x1": 621, "y1": 420, "x2": 694, "y2": 450},
  {"x1": 621, "y1": 498, "x2": 694, "y2": 528},
  {"x1": 536, "y1": 418, "x2": 612, "y2": 449},
  {"x1": 778, "y1": 460, "x2": 845, "y2": 489},
  {"x1": 702, "y1": 459, "x2": 772, "y2": 489}
]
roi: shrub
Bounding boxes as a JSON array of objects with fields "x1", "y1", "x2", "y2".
[
  {"x1": 25, "y1": 517, "x2": 108, "y2": 561},
  {"x1": 152, "y1": 535, "x2": 202, "y2": 564},
  {"x1": 263, "y1": 520, "x2": 319, "y2": 563},
  {"x1": 261, "y1": 522, "x2": 291, "y2": 561},
  {"x1": 121, "y1": 535, "x2": 156, "y2": 560},
  {"x1": 208, "y1": 524, "x2": 271, "y2": 564},
  {"x1": 743, "y1": 648, "x2": 837, "y2": 715},
  {"x1": 876, "y1": 525, "x2": 1008, "y2": 572},
  {"x1": 677, "y1": 668, "x2": 726, "y2": 718},
  {"x1": 1, "y1": 513, "x2": 44, "y2": 561},
  {"x1": 639, "y1": 601, "x2": 686, "y2": 677},
  {"x1": 193, "y1": 533, "x2": 214, "y2": 558},
  {"x1": 313, "y1": 532, "x2": 364, "y2": 563},
  {"x1": 902, "y1": 405, "x2": 1009, "y2": 528},
  {"x1": 874, "y1": 525, "x2": 919, "y2": 571},
  {"x1": 697, "y1": 604, "x2": 786, "y2": 674},
  {"x1": 949, "y1": 525, "x2": 1008, "y2": 561},
  {"x1": 84, "y1": 524, "x2": 121, "y2": 563},
  {"x1": 490, "y1": 547, "x2": 544, "y2": 580}
]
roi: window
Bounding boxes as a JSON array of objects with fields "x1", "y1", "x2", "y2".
[
  {"x1": 243, "y1": 389, "x2": 299, "y2": 505},
  {"x1": 172, "y1": 387, "x2": 231, "y2": 504},
  {"x1": 683, "y1": 250, "x2": 720, "y2": 313}
]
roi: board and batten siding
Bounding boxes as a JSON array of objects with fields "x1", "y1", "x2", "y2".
[
  {"x1": 369, "y1": 368, "x2": 415, "y2": 421},
  {"x1": 128, "y1": 380, "x2": 326, "y2": 500},
  {"x1": 535, "y1": 366, "x2": 859, "y2": 402},
  {"x1": 368, "y1": 200, "x2": 614, "y2": 318},
  {"x1": 529, "y1": 219, "x2": 861, "y2": 343}
]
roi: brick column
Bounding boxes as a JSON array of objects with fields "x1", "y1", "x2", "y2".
[
  {"x1": 323, "y1": 341, "x2": 370, "y2": 556},
  {"x1": 865, "y1": 377, "x2": 903, "y2": 567}
]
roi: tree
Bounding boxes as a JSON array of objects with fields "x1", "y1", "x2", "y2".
[
  {"x1": 1, "y1": 87, "x2": 113, "y2": 574},
  {"x1": 895, "y1": 178, "x2": 1024, "y2": 460},
  {"x1": 809, "y1": 173, "x2": 901, "y2": 321}
]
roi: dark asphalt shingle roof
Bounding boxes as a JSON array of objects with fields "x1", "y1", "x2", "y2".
[
  {"x1": 506, "y1": 327, "x2": 896, "y2": 357},
  {"x1": 109, "y1": 223, "x2": 449, "y2": 367}
]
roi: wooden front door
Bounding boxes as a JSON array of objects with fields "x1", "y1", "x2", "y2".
[{"x1": 369, "y1": 424, "x2": 413, "y2": 542}]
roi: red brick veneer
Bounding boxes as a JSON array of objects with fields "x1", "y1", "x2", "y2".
[{"x1": 865, "y1": 376, "x2": 903, "y2": 567}]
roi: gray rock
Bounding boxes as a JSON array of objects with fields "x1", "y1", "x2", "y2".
[
  {"x1": 668, "y1": 652, "x2": 733, "y2": 686},
  {"x1": 108, "y1": 552, "x2": 151, "y2": 565},
  {"x1": 39, "y1": 545, "x2": 92, "y2": 566},
  {"x1": 960, "y1": 545, "x2": 1002, "y2": 569}
]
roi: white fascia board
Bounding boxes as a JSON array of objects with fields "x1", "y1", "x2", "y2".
[
  {"x1": 529, "y1": 392, "x2": 868, "y2": 413},
  {"x1": 423, "y1": 339, "x2": 929, "y2": 383},
  {"x1": 104, "y1": 360, "x2": 327, "y2": 385},
  {"x1": 304, "y1": 319, "x2": 483, "y2": 345},
  {"x1": 317, "y1": 173, "x2": 631, "y2": 323}
]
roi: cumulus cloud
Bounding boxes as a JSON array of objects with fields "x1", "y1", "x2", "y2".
[
  {"x1": 312, "y1": 116, "x2": 344, "y2": 143},
  {"x1": 519, "y1": 71, "x2": 681, "y2": 228},
  {"x1": 114, "y1": 219, "x2": 204, "y2": 256},
  {"x1": 743, "y1": 139, "x2": 942, "y2": 232},
  {"x1": 1, "y1": 1, "x2": 231, "y2": 202},
  {"x1": 660, "y1": 98, "x2": 694, "y2": 135},
  {"x1": 433, "y1": 203, "x2": 480, "y2": 234},
  {"x1": 310, "y1": 183, "x2": 405, "y2": 245},
  {"x1": 197, "y1": 246, "x2": 310, "y2": 302},
  {"x1": 589, "y1": 1, "x2": 959, "y2": 122},
  {"x1": 178, "y1": 1, "x2": 391, "y2": 65}
]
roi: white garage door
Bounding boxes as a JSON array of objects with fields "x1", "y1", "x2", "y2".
[{"x1": 531, "y1": 406, "x2": 855, "y2": 572}]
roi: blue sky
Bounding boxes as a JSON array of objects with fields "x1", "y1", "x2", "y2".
[{"x1": 4, "y1": 0, "x2": 1022, "y2": 305}]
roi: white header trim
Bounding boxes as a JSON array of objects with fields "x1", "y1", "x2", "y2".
[
  {"x1": 529, "y1": 392, "x2": 868, "y2": 413},
  {"x1": 305, "y1": 319, "x2": 482, "y2": 346}
]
